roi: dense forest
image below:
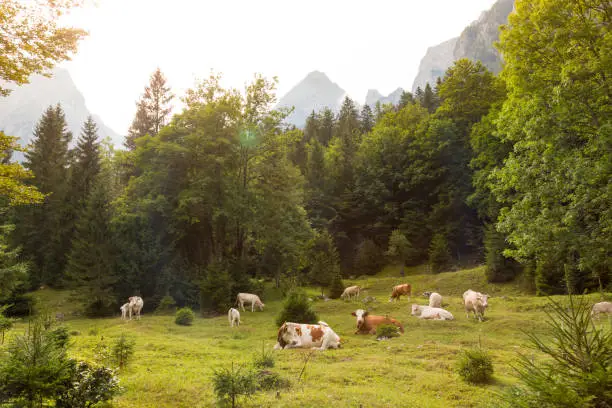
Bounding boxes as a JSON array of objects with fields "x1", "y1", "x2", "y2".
[{"x1": 1, "y1": 0, "x2": 610, "y2": 316}]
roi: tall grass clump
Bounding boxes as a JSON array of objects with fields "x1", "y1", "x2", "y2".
[
  {"x1": 275, "y1": 290, "x2": 318, "y2": 327},
  {"x1": 504, "y1": 296, "x2": 612, "y2": 407}
]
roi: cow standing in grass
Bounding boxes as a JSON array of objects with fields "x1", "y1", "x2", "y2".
[
  {"x1": 352, "y1": 309, "x2": 404, "y2": 334},
  {"x1": 128, "y1": 296, "x2": 144, "y2": 320},
  {"x1": 236, "y1": 293, "x2": 265, "y2": 312},
  {"x1": 591, "y1": 301, "x2": 612, "y2": 318},
  {"x1": 120, "y1": 303, "x2": 130, "y2": 320},
  {"x1": 340, "y1": 286, "x2": 361, "y2": 301},
  {"x1": 228, "y1": 308, "x2": 241, "y2": 327},
  {"x1": 428, "y1": 292, "x2": 442, "y2": 308},
  {"x1": 463, "y1": 290, "x2": 489, "y2": 322},
  {"x1": 389, "y1": 284, "x2": 412, "y2": 302}
]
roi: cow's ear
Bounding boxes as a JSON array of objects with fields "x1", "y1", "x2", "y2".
[{"x1": 351, "y1": 312, "x2": 356, "y2": 316}]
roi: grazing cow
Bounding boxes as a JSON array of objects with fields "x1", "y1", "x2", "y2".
[
  {"x1": 389, "y1": 284, "x2": 412, "y2": 302},
  {"x1": 128, "y1": 296, "x2": 144, "y2": 320},
  {"x1": 228, "y1": 308, "x2": 241, "y2": 327},
  {"x1": 591, "y1": 301, "x2": 612, "y2": 318},
  {"x1": 422, "y1": 291, "x2": 433, "y2": 299},
  {"x1": 429, "y1": 292, "x2": 442, "y2": 308},
  {"x1": 340, "y1": 285, "x2": 361, "y2": 300},
  {"x1": 273, "y1": 321, "x2": 341, "y2": 350},
  {"x1": 120, "y1": 303, "x2": 130, "y2": 320},
  {"x1": 463, "y1": 289, "x2": 489, "y2": 322},
  {"x1": 411, "y1": 304, "x2": 454, "y2": 320},
  {"x1": 352, "y1": 309, "x2": 404, "y2": 335},
  {"x1": 236, "y1": 293, "x2": 265, "y2": 312}
]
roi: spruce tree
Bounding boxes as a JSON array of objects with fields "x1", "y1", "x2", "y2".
[
  {"x1": 360, "y1": 104, "x2": 374, "y2": 134},
  {"x1": 318, "y1": 108, "x2": 335, "y2": 146},
  {"x1": 124, "y1": 100, "x2": 151, "y2": 150},
  {"x1": 398, "y1": 91, "x2": 414, "y2": 109},
  {"x1": 17, "y1": 105, "x2": 72, "y2": 285},
  {"x1": 70, "y1": 116, "x2": 101, "y2": 211},
  {"x1": 66, "y1": 170, "x2": 117, "y2": 316}
]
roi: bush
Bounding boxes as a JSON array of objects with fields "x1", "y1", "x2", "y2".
[
  {"x1": 328, "y1": 273, "x2": 344, "y2": 299},
  {"x1": 275, "y1": 291, "x2": 318, "y2": 327},
  {"x1": 376, "y1": 324, "x2": 400, "y2": 339},
  {"x1": 155, "y1": 295, "x2": 177, "y2": 314},
  {"x1": 200, "y1": 260, "x2": 232, "y2": 313},
  {"x1": 55, "y1": 361, "x2": 122, "y2": 408},
  {"x1": 256, "y1": 370, "x2": 290, "y2": 391},
  {"x1": 355, "y1": 239, "x2": 385, "y2": 276},
  {"x1": 504, "y1": 296, "x2": 612, "y2": 407},
  {"x1": 456, "y1": 347, "x2": 494, "y2": 384},
  {"x1": 48, "y1": 326, "x2": 70, "y2": 349},
  {"x1": 175, "y1": 307, "x2": 195, "y2": 326},
  {"x1": 212, "y1": 363, "x2": 257, "y2": 408},
  {"x1": 429, "y1": 233, "x2": 451, "y2": 273},
  {"x1": 112, "y1": 333, "x2": 135, "y2": 370}
]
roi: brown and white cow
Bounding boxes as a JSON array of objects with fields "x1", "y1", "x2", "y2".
[
  {"x1": 389, "y1": 283, "x2": 412, "y2": 302},
  {"x1": 128, "y1": 296, "x2": 144, "y2": 320},
  {"x1": 352, "y1": 309, "x2": 404, "y2": 335},
  {"x1": 273, "y1": 321, "x2": 341, "y2": 350},
  {"x1": 236, "y1": 293, "x2": 265, "y2": 312},
  {"x1": 340, "y1": 285, "x2": 361, "y2": 301},
  {"x1": 463, "y1": 289, "x2": 489, "y2": 322}
]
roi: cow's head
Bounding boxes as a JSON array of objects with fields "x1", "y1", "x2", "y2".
[
  {"x1": 480, "y1": 294, "x2": 489, "y2": 308},
  {"x1": 256, "y1": 301, "x2": 265, "y2": 311},
  {"x1": 351, "y1": 309, "x2": 368, "y2": 328},
  {"x1": 411, "y1": 304, "x2": 421, "y2": 316}
]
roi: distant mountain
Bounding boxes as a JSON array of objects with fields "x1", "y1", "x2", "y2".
[
  {"x1": 412, "y1": 0, "x2": 514, "y2": 92},
  {"x1": 0, "y1": 68, "x2": 122, "y2": 155},
  {"x1": 276, "y1": 71, "x2": 347, "y2": 127},
  {"x1": 365, "y1": 88, "x2": 404, "y2": 108}
]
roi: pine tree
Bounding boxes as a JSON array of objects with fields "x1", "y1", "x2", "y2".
[
  {"x1": 66, "y1": 170, "x2": 118, "y2": 316},
  {"x1": 125, "y1": 68, "x2": 173, "y2": 149},
  {"x1": 70, "y1": 116, "x2": 101, "y2": 211},
  {"x1": 398, "y1": 91, "x2": 414, "y2": 109},
  {"x1": 420, "y1": 83, "x2": 437, "y2": 113},
  {"x1": 318, "y1": 108, "x2": 335, "y2": 146},
  {"x1": 360, "y1": 105, "x2": 374, "y2": 134},
  {"x1": 17, "y1": 105, "x2": 73, "y2": 285},
  {"x1": 304, "y1": 111, "x2": 319, "y2": 143}
]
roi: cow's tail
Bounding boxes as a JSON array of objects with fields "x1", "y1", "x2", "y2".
[{"x1": 396, "y1": 320, "x2": 405, "y2": 334}]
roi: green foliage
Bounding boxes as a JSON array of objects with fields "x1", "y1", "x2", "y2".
[
  {"x1": 47, "y1": 326, "x2": 70, "y2": 349},
  {"x1": 0, "y1": 132, "x2": 45, "y2": 205},
  {"x1": 429, "y1": 234, "x2": 451, "y2": 273},
  {"x1": 252, "y1": 342, "x2": 275, "y2": 369},
  {"x1": 484, "y1": 224, "x2": 520, "y2": 283},
  {"x1": 155, "y1": 295, "x2": 177, "y2": 314},
  {"x1": 506, "y1": 296, "x2": 612, "y2": 407},
  {"x1": 308, "y1": 230, "x2": 341, "y2": 294},
  {"x1": 275, "y1": 291, "x2": 318, "y2": 327},
  {"x1": 175, "y1": 307, "x2": 195, "y2": 326},
  {"x1": 456, "y1": 347, "x2": 494, "y2": 384},
  {"x1": 256, "y1": 370, "x2": 290, "y2": 391},
  {"x1": 328, "y1": 272, "x2": 345, "y2": 299},
  {"x1": 55, "y1": 361, "x2": 122, "y2": 408},
  {"x1": 0, "y1": 223, "x2": 30, "y2": 304},
  {"x1": 0, "y1": 304, "x2": 14, "y2": 344},
  {"x1": 200, "y1": 261, "x2": 232, "y2": 314},
  {"x1": 355, "y1": 239, "x2": 385, "y2": 276},
  {"x1": 0, "y1": 316, "x2": 72, "y2": 407},
  {"x1": 112, "y1": 333, "x2": 135, "y2": 370},
  {"x1": 385, "y1": 230, "x2": 416, "y2": 270},
  {"x1": 212, "y1": 363, "x2": 257, "y2": 408},
  {"x1": 376, "y1": 324, "x2": 400, "y2": 339}
]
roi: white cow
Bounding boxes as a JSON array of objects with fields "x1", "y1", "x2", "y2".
[
  {"x1": 591, "y1": 301, "x2": 612, "y2": 318},
  {"x1": 273, "y1": 321, "x2": 341, "y2": 350},
  {"x1": 429, "y1": 292, "x2": 442, "y2": 308},
  {"x1": 340, "y1": 285, "x2": 361, "y2": 300},
  {"x1": 236, "y1": 293, "x2": 265, "y2": 312},
  {"x1": 228, "y1": 307, "x2": 241, "y2": 327},
  {"x1": 463, "y1": 289, "x2": 489, "y2": 322},
  {"x1": 128, "y1": 296, "x2": 144, "y2": 320},
  {"x1": 120, "y1": 303, "x2": 130, "y2": 320},
  {"x1": 411, "y1": 304, "x2": 454, "y2": 320}
]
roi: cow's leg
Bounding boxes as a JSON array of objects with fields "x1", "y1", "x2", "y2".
[{"x1": 251, "y1": 302, "x2": 254, "y2": 312}]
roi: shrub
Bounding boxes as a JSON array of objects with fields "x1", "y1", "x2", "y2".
[
  {"x1": 328, "y1": 273, "x2": 344, "y2": 299},
  {"x1": 212, "y1": 363, "x2": 257, "y2": 408},
  {"x1": 48, "y1": 326, "x2": 70, "y2": 349},
  {"x1": 456, "y1": 347, "x2": 494, "y2": 384},
  {"x1": 275, "y1": 291, "x2": 318, "y2": 327},
  {"x1": 376, "y1": 324, "x2": 400, "y2": 339},
  {"x1": 0, "y1": 305, "x2": 14, "y2": 344},
  {"x1": 256, "y1": 370, "x2": 290, "y2": 391},
  {"x1": 112, "y1": 333, "x2": 135, "y2": 370},
  {"x1": 429, "y1": 233, "x2": 451, "y2": 273},
  {"x1": 55, "y1": 361, "x2": 122, "y2": 408},
  {"x1": 355, "y1": 239, "x2": 385, "y2": 276},
  {"x1": 155, "y1": 295, "x2": 177, "y2": 314},
  {"x1": 175, "y1": 307, "x2": 195, "y2": 326},
  {"x1": 504, "y1": 296, "x2": 612, "y2": 407},
  {"x1": 200, "y1": 260, "x2": 233, "y2": 314}
]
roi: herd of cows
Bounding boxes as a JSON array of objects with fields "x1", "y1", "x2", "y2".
[{"x1": 118, "y1": 285, "x2": 612, "y2": 352}]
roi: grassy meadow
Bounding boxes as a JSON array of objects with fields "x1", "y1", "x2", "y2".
[{"x1": 4, "y1": 266, "x2": 611, "y2": 408}]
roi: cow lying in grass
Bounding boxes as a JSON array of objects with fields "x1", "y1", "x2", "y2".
[
  {"x1": 273, "y1": 321, "x2": 341, "y2": 350},
  {"x1": 463, "y1": 289, "x2": 489, "y2": 322},
  {"x1": 228, "y1": 308, "x2": 241, "y2": 327},
  {"x1": 236, "y1": 293, "x2": 265, "y2": 312},
  {"x1": 352, "y1": 309, "x2": 404, "y2": 334},
  {"x1": 411, "y1": 304, "x2": 454, "y2": 320}
]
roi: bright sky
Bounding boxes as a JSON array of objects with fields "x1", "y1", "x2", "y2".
[{"x1": 61, "y1": 0, "x2": 497, "y2": 134}]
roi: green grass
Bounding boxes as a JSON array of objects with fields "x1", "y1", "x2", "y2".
[{"x1": 3, "y1": 266, "x2": 611, "y2": 407}]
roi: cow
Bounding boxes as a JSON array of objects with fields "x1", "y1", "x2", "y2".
[
  {"x1": 422, "y1": 291, "x2": 433, "y2": 299},
  {"x1": 463, "y1": 289, "x2": 489, "y2": 322},
  {"x1": 228, "y1": 308, "x2": 241, "y2": 327},
  {"x1": 429, "y1": 292, "x2": 442, "y2": 308},
  {"x1": 273, "y1": 321, "x2": 341, "y2": 350},
  {"x1": 411, "y1": 304, "x2": 454, "y2": 320},
  {"x1": 236, "y1": 293, "x2": 265, "y2": 312},
  {"x1": 351, "y1": 309, "x2": 404, "y2": 335},
  {"x1": 340, "y1": 285, "x2": 361, "y2": 301},
  {"x1": 120, "y1": 303, "x2": 130, "y2": 320},
  {"x1": 389, "y1": 283, "x2": 412, "y2": 302},
  {"x1": 591, "y1": 301, "x2": 612, "y2": 318},
  {"x1": 128, "y1": 296, "x2": 144, "y2": 320}
]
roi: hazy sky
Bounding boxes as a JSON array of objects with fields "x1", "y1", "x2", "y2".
[{"x1": 61, "y1": 0, "x2": 497, "y2": 134}]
